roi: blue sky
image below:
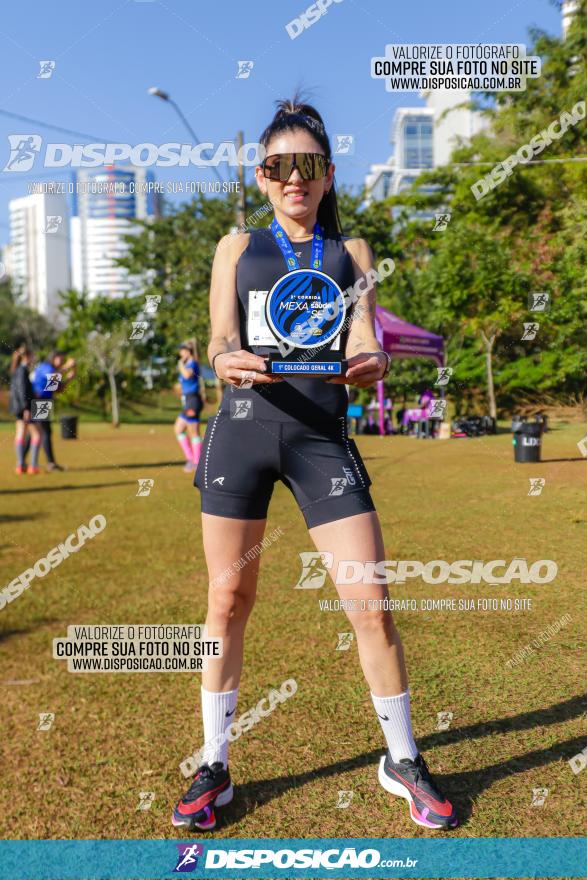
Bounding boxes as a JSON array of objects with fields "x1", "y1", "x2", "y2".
[{"x1": 0, "y1": 0, "x2": 563, "y2": 244}]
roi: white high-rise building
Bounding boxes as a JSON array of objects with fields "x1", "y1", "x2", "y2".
[
  {"x1": 421, "y1": 89, "x2": 486, "y2": 167},
  {"x1": 8, "y1": 192, "x2": 71, "y2": 321},
  {"x1": 562, "y1": 0, "x2": 579, "y2": 38},
  {"x1": 364, "y1": 90, "x2": 486, "y2": 203},
  {"x1": 71, "y1": 165, "x2": 159, "y2": 298}
]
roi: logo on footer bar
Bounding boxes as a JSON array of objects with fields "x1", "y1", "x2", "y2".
[{"x1": 174, "y1": 843, "x2": 204, "y2": 872}]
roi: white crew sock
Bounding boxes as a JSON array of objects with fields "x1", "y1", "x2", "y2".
[
  {"x1": 200, "y1": 686, "x2": 239, "y2": 768},
  {"x1": 371, "y1": 689, "x2": 419, "y2": 762}
]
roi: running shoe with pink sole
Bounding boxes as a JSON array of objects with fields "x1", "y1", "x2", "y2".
[{"x1": 379, "y1": 752, "x2": 458, "y2": 829}]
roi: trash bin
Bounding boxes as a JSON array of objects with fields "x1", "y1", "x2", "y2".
[
  {"x1": 512, "y1": 416, "x2": 543, "y2": 463},
  {"x1": 60, "y1": 415, "x2": 78, "y2": 440}
]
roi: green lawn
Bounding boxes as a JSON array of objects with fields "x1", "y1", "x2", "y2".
[{"x1": 0, "y1": 416, "x2": 585, "y2": 845}]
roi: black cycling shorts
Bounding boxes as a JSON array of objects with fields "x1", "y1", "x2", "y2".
[
  {"x1": 181, "y1": 393, "x2": 203, "y2": 423},
  {"x1": 194, "y1": 411, "x2": 375, "y2": 529}
]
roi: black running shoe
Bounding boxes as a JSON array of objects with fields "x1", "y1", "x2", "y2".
[
  {"x1": 172, "y1": 762, "x2": 233, "y2": 831},
  {"x1": 378, "y1": 752, "x2": 458, "y2": 829}
]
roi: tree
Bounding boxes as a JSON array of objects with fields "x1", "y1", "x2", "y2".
[
  {"x1": 379, "y1": 3, "x2": 587, "y2": 413},
  {"x1": 86, "y1": 329, "x2": 130, "y2": 427},
  {"x1": 420, "y1": 225, "x2": 532, "y2": 417},
  {"x1": 57, "y1": 290, "x2": 139, "y2": 417},
  {"x1": 0, "y1": 279, "x2": 55, "y2": 383}
]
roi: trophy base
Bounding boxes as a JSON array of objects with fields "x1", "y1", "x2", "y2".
[{"x1": 267, "y1": 352, "x2": 348, "y2": 377}]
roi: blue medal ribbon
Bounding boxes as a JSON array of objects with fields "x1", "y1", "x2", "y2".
[{"x1": 270, "y1": 218, "x2": 324, "y2": 272}]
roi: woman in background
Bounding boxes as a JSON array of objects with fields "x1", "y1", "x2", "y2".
[
  {"x1": 174, "y1": 341, "x2": 204, "y2": 473},
  {"x1": 9, "y1": 346, "x2": 41, "y2": 474}
]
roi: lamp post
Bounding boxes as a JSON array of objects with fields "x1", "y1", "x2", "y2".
[{"x1": 147, "y1": 87, "x2": 225, "y2": 185}]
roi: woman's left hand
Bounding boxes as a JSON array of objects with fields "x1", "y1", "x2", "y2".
[{"x1": 327, "y1": 352, "x2": 387, "y2": 387}]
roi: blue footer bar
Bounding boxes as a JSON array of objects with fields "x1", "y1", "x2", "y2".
[{"x1": 0, "y1": 838, "x2": 585, "y2": 879}]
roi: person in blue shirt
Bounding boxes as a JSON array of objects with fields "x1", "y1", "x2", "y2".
[
  {"x1": 175, "y1": 341, "x2": 204, "y2": 473},
  {"x1": 30, "y1": 351, "x2": 76, "y2": 471}
]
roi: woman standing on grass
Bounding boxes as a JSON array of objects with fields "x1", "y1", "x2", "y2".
[
  {"x1": 174, "y1": 341, "x2": 204, "y2": 473},
  {"x1": 9, "y1": 345, "x2": 41, "y2": 475},
  {"x1": 172, "y1": 96, "x2": 458, "y2": 832}
]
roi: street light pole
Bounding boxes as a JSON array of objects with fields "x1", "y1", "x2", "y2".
[{"x1": 148, "y1": 87, "x2": 225, "y2": 186}]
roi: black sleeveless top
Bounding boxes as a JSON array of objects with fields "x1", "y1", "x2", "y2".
[{"x1": 218, "y1": 228, "x2": 356, "y2": 426}]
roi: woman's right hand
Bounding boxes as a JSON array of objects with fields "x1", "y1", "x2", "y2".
[{"x1": 213, "y1": 351, "x2": 283, "y2": 386}]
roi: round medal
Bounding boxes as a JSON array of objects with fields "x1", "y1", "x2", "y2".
[{"x1": 265, "y1": 268, "x2": 346, "y2": 350}]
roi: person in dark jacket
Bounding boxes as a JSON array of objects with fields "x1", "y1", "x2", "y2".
[{"x1": 9, "y1": 346, "x2": 41, "y2": 474}]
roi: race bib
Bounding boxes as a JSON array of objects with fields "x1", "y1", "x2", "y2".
[{"x1": 247, "y1": 290, "x2": 274, "y2": 345}]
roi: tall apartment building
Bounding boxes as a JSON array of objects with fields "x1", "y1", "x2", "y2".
[
  {"x1": 70, "y1": 165, "x2": 159, "y2": 298},
  {"x1": 422, "y1": 89, "x2": 486, "y2": 166},
  {"x1": 365, "y1": 91, "x2": 485, "y2": 203},
  {"x1": 8, "y1": 191, "x2": 71, "y2": 321}
]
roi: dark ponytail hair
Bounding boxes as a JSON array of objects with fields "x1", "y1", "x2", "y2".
[
  {"x1": 259, "y1": 94, "x2": 343, "y2": 237},
  {"x1": 11, "y1": 344, "x2": 31, "y2": 374}
]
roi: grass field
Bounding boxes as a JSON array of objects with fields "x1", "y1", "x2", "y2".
[{"x1": 0, "y1": 413, "x2": 585, "y2": 850}]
